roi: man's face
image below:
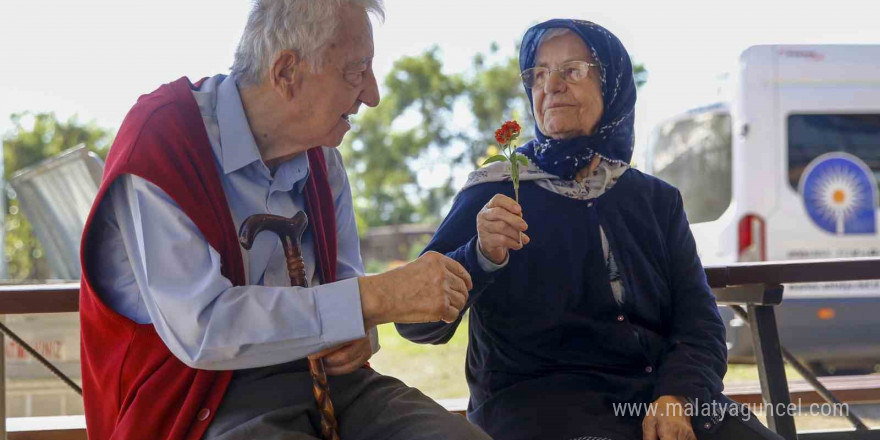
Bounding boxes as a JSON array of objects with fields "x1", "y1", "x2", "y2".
[{"x1": 293, "y1": 5, "x2": 380, "y2": 148}]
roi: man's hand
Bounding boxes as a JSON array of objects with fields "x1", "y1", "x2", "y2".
[
  {"x1": 643, "y1": 395, "x2": 696, "y2": 440},
  {"x1": 310, "y1": 336, "x2": 373, "y2": 376},
  {"x1": 358, "y1": 251, "x2": 473, "y2": 327},
  {"x1": 477, "y1": 194, "x2": 529, "y2": 264}
]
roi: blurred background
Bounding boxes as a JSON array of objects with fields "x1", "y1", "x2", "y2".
[{"x1": 2, "y1": 0, "x2": 880, "y2": 430}]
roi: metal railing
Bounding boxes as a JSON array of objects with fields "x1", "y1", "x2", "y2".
[{"x1": 0, "y1": 282, "x2": 80, "y2": 440}]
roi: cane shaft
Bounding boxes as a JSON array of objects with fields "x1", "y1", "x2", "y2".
[
  {"x1": 309, "y1": 357, "x2": 340, "y2": 440},
  {"x1": 284, "y1": 242, "x2": 339, "y2": 440}
]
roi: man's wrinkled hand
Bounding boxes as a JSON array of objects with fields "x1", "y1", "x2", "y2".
[
  {"x1": 358, "y1": 251, "x2": 473, "y2": 327},
  {"x1": 643, "y1": 395, "x2": 696, "y2": 440},
  {"x1": 310, "y1": 336, "x2": 373, "y2": 376}
]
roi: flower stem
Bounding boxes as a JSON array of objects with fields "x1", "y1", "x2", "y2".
[{"x1": 513, "y1": 173, "x2": 522, "y2": 247}]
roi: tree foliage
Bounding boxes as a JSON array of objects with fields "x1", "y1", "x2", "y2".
[
  {"x1": 342, "y1": 44, "x2": 647, "y2": 229},
  {"x1": 2, "y1": 112, "x2": 113, "y2": 280},
  {"x1": 341, "y1": 47, "x2": 466, "y2": 228}
]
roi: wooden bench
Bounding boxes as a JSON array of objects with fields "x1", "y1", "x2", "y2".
[
  {"x1": 4, "y1": 258, "x2": 880, "y2": 439},
  {"x1": 6, "y1": 375, "x2": 880, "y2": 440},
  {"x1": 437, "y1": 374, "x2": 880, "y2": 416},
  {"x1": 6, "y1": 416, "x2": 86, "y2": 440},
  {"x1": 726, "y1": 376, "x2": 880, "y2": 406}
]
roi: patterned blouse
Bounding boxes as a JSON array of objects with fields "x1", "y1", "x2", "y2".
[{"x1": 461, "y1": 156, "x2": 630, "y2": 303}]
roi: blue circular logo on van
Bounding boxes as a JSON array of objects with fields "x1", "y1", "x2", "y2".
[{"x1": 799, "y1": 153, "x2": 877, "y2": 235}]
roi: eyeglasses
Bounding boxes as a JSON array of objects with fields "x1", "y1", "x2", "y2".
[{"x1": 521, "y1": 61, "x2": 598, "y2": 89}]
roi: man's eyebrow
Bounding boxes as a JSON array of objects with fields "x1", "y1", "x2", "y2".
[{"x1": 345, "y1": 55, "x2": 372, "y2": 69}]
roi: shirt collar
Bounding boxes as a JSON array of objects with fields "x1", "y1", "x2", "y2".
[
  {"x1": 273, "y1": 151, "x2": 311, "y2": 194},
  {"x1": 214, "y1": 74, "x2": 311, "y2": 193},
  {"x1": 216, "y1": 75, "x2": 264, "y2": 175}
]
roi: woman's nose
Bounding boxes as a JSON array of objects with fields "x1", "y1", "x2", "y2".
[{"x1": 543, "y1": 70, "x2": 567, "y2": 94}]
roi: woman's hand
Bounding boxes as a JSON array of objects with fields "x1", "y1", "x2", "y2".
[
  {"x1": 477, "y1": 194, "x2": 530, "y2": 264},
  {"x1": 642, "y1": 395, "x2": 696, "y2": 440}
]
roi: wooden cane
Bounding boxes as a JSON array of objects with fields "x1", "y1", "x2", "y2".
[{"x1": 239, "y1": 212, "x2": 341, "y2": 440}]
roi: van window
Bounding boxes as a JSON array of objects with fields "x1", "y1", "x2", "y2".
[
  {"x1": 788, "y1": 114, "x2": 880, "y2": 191},
  {"x1": 650, "y1": 112, "x2": 732, "y2": 223}
]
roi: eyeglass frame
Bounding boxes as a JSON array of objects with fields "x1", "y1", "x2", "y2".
[{"x1": 521, "y1": 60, "x2": 599, "y2": 90}]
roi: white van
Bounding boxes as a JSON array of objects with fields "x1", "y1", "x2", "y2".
[
  {"x1": 1, "y1": 149, "x2": 6, "y2": 279},
  {"x1": 645, "y1": 45, "x2": 880, "y2": 374}
]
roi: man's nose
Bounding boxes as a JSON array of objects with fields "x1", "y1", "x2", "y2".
[{"x1": 359, "y1": 68, "x2": 380, "y2": 107}]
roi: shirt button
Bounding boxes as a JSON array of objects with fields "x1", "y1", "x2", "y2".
[
  {"x1": 587, "y1": 202, "x2": 594, "y2": 207},
  {"x1": 197, "y1": 408, "x2": 211, "y2": 421},
  {"x1": 645, "y1": 366, "x2": 653, "y2": 373},
  {"x1": 616, "y1": 314, "x2": 625, "y2": 322},
  {"x1": 704, "y1": 422, "x2": 713, "y2": 430}
]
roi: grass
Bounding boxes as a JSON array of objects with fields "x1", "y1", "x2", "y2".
[
  {"x1": 370, "y1": 315, "x2": 471, "y2": 399},
  {"x1": 371, "y1": 314, "x2": 793, "y2": 399},
  {"x1": 369, "y1": 317, "x2": 880, "y2": 431}
]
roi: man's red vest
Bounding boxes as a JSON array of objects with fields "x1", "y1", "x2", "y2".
[{"x1": 79, "y1": 77, "x2": 338, "y2": 440}]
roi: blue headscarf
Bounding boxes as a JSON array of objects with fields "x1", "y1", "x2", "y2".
[{"x1": 516, "y1": 19, "x2": 637, "y2": 180}]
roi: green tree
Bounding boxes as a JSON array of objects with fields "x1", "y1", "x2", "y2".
[
  {"x1": 2, "y1": 112, "x2": 113, "y2": 280},
  {"x1": 344, "y1": 44, "x2": 647, "y2": 229},
  {"x1": 465, "y1": 43, "x2": 534, "y2": 167},
  {"x1": 341, "y1": 47, "x2": 466, "y2": 227}
]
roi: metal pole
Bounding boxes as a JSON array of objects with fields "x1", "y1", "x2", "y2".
[
  {"x1": 1, "y1": 317, "x2": 6, "y2": 440},
  {"x1": 746, "y1": 301, "x2": 798, "y2": 440},
  {"x1": 0, "y1": 321, "x2": 81, "y2": 395},
  {"x1": 730, "y1": 305, "x2": 870, "y2": 431}
]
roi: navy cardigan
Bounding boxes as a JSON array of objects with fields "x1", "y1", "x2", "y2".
[{"x1": 397, "y1": 168, "x2": 727, "y2": 432}]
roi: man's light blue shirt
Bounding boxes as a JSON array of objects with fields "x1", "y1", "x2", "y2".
[{"x1": 90, "y1": 74, "x2": 372, "y2": 370}]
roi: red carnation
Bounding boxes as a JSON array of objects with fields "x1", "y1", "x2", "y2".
[
  {"x1": 494, "y1": 120, "x2": 521, "y2": 145},
  {"x1": 481, "y1": 119, "x2": 527, "y2": 245},
  {"x1": 482, "y1": 119, "x2": 526, "y2": 207}
]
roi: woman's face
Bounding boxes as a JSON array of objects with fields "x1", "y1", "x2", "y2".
[{"x1": 531, "y1": 32, "x2": 604, "y2": 139}]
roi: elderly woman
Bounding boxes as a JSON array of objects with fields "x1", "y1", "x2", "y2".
[{"x1": 398, "y1": 20, "x2": 782, "y2": 440}]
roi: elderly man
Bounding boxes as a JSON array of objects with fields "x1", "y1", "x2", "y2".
[{"x1": 78, "y1": 1, "x2": 488, "y2": 439}]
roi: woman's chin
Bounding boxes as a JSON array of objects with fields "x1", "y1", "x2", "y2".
[
  {"x1": 541, "y1": 119, "x2": 588, "y2": 139},
  {"x1": 543, "y1": 128, "x2": 588, "y2": 140}
]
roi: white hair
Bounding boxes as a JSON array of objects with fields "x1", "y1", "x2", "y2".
[
  {"x1": 231, "y1": 0, "x2": 385, "y2": 86},
  {"x1": 539, "y1": 28, "x2": 575, "y2": 46},
  {"x1": 538, "y1": 27, "x2": 600, "y2": 67}
]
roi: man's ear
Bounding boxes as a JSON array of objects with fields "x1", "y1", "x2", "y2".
[{"x1": 270, "y1": 50, "x2": 301, "y2": 100}]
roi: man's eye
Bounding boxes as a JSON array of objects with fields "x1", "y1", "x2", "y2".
[{"x1": 344, "y1": 71, "x2": 364, "y2": 85}]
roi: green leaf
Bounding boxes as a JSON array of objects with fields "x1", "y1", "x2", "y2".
[
  {"x1": 511, "y1": 162, "x2": 520, "y2": 181},
  {"x1": 514, "y1": 153, "x2": 530, "y2": 167},
  {"x1": 481, "y1": 154, "x2": 508, "y2": 167}
]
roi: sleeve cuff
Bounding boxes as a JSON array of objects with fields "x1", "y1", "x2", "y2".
[
  {"x1": 464, "y1": 236, "x2": 500, "y2": 285},
  {"x1": 315, "y1": 278, "x2": 367, "y2": 346},
  {"x1": 369, "y1": 326, "x2": 380, "y2": 354},
  {"x1": 476, "y1": 242, "x2": 509, "y2": 272},
  {"x1": 652, "y1": 381, "x2": 711, "y2": 404}
]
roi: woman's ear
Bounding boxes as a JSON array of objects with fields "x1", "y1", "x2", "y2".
[{"x1": 269, "y1": 50, "x2": 301, "y2": 100}]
